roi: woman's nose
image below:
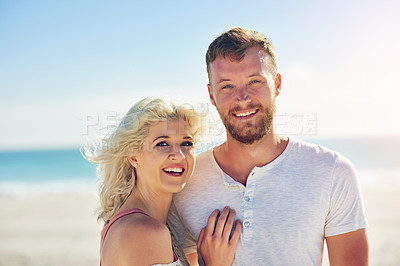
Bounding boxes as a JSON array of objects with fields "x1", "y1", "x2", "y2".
[{"x1": 168, "y1": 146, "x2": 185, "y2": 160}]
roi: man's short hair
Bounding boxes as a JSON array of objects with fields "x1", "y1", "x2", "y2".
[{"x1": 206, "y1": 27, "x2": 277, "y2": 80}]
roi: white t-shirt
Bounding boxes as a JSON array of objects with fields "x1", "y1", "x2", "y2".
[{"x1": 168, "y1": 138, "x2": 368, "y2": 265}]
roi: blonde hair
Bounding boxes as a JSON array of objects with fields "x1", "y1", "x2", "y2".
[{"x1": 84, "y1": 98, "x2": 204, "y2": 222}]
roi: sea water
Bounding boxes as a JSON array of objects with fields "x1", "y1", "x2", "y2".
[
  {"x1": 0, "y1": 136, "x2": 399, "y2": 197},
  {"x1": 0, "y1": 149, "x2": 97, "y2": 197}
]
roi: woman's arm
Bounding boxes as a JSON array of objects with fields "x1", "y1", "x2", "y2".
[{"x1": 186, "y1": 252, "x2": 199, "y2": 266}]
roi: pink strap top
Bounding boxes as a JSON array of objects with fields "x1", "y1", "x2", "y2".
[
  {"x1": 100, "y1": 208, "x2": 149, "y2": 252},
  {"x1": 100, "y1": 208, "x2": 178, "y2": 264}
]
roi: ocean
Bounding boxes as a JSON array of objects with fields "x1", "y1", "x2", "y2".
[
  {"x1": 1, "y1": 136, "x2": 399, "y2": 197},
  {"x1": 0, "y1": 149, "x2": 97, "y2": 197}
]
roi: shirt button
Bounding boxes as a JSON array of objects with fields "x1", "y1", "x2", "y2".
[
  {"x1": 244, "y1": 221, "x2": 250, "y2": 228},
  {"x1": 244, "y1": 196, "x2": 250, "y2": 202}
]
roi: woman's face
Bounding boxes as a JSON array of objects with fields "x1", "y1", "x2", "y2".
[{"x1": 132, "y1": 119, "x2": 195, "y2": 194}]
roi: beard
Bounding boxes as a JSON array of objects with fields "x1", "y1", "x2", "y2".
[{"x1": 218, "y1": 100, "x2": 276, "y2": 145}]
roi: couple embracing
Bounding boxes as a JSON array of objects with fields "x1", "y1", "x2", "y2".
[{"x1": 86, "y1": 27, "x2": 368, "y2": 266}]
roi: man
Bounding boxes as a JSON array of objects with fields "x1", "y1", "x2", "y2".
[{"x1": 168, "y1": 27, "x2": 368, "y2": 265}]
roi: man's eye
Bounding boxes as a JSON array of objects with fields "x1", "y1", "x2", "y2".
[
  {"x1": 250, "y1": 80, "x2": 261, "y2": 84},
  {"x1": 181, "y1": 141, "x2": 193, "y2": 147},
  {"x1": 221, "y1": 84, "x2": 233, "y2": 90},
  {"x1": 156, "y1": 141, "x2": 168, "y2": 147}
]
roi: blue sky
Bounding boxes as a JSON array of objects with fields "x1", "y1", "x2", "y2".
[{"x1": 1, "y1": 0, "x2": 399, "y2": 150}]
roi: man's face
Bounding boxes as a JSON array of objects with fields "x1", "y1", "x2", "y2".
[{"x1": 207, "y1": 47, "x2": 281, "y2": 144}]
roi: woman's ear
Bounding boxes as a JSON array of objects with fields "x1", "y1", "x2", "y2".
[{"x1": 128, "y1": 156, "x2": 139, "y2": 168}]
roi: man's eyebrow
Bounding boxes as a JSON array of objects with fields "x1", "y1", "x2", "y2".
[
  {"x1": 216, "y1": 78, "x2": 231, "y2": 85},
  {"x1": 249, "y1": 73, "x2": 263, "y2": 77},
  {"x1": 216, "y1": 74, "x2": 263, "y2": 84}
]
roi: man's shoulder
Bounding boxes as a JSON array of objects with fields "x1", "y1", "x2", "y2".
[
  {"x1": 287, "y1": 137, "x2": 354, "y2": 168},
  {"x1": 196, "y1": 147, "x2": 212, "y2": 160},
  {"x1": 179, "y1": 148, "x2": 221, "y2": 193},
  {"x1": 194, "y1": 148, "x2": 215, "y2": 170},
  {"x1": 290, "y1": 137, "x2": 339, "y2": 158}
]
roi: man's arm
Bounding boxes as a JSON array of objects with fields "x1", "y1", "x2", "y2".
[{"x1": 326, "y1": 228, "x2": 369, "y2": 266}]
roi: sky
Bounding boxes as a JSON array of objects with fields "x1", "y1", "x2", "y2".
[{"x1": 0, "y1": 0, "x2": 399, "y2": 151}]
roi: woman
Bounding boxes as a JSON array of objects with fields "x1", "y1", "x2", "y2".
[{"x1": 85, "y1": 98, "x2": 241, "y2": 266}]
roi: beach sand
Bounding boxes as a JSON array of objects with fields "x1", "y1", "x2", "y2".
[
  {"x1": 0, "y1": 187, "x2": 399, "y2": 266},
  {"x1": 363, "y1": 187, "x2": 400, "y2": 265},
  {"x1": 0, "y1": 193, "x2": 102, "y2": 266}
]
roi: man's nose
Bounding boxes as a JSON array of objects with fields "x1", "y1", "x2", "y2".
[{"x1": 236, "y1": 85, "x2": 250, "y2": 103}]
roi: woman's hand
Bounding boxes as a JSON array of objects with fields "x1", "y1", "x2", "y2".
[{"x1": 197, "y1": 207, "x2": 242, "y2": 266}]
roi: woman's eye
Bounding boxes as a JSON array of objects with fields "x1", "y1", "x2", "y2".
[
  {"x1": 181, "y1": 141, "x2": 193, "y2": 147},
  {"x1": 250, "y1": 80, "x2": 261, "y2": 84},
  {"x1": 155, "y1": 141, "x2": 168, "y2": 147}
]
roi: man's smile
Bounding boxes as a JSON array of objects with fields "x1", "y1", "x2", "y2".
[{"x1": 233, "y1": 109, "x2": 259, "y2": 118}]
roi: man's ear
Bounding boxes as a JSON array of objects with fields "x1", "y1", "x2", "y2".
[
  {"x1": 128, "y1": 156, "x2": 139, "y2": 168},
  {"x1": 275, "y1": 73, "x2": 282, "y2": 96},
  {"x1": 207, "y1": 84, "x2": 216, "y2": 106}
]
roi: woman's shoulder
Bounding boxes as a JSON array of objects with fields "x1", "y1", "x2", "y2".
[
  {"x1": 102, "y1": 213, "x2": 175, "y2": 265},
  {"x1": 114, "y1": 211, "x2": 169, "y2": 232},
  {"x1": 115, "y1": 214, "x2": 172, "y2": 248}
]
